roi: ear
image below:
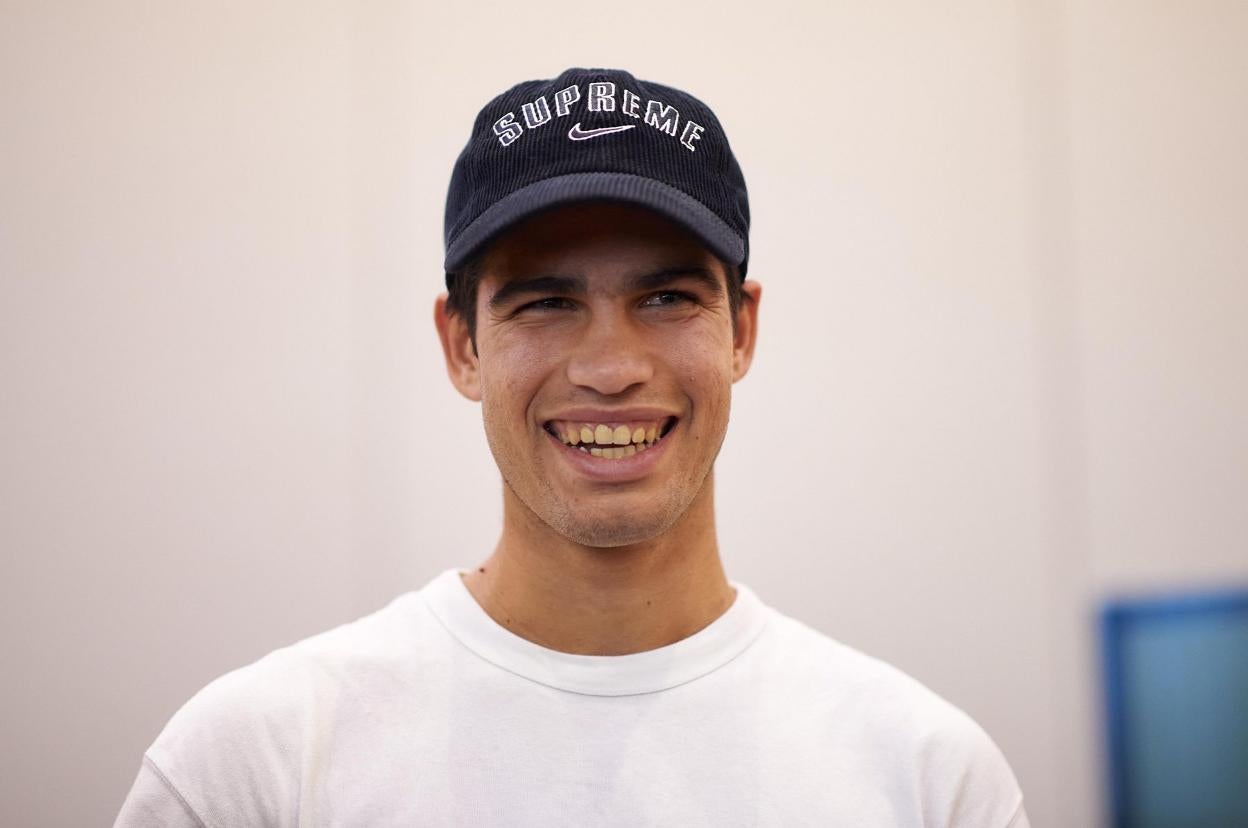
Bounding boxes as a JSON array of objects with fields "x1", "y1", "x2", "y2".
[
  {"x1": 434, "y1": 292, "x2": 482, "y2": 401},
  {"x1": 732, "y1": 279, "x2": 762, "y2": 382}
]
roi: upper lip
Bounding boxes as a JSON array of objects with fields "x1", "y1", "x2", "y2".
[{"x1": 542, "y1": 407, "x2": 678, "y2": 423}]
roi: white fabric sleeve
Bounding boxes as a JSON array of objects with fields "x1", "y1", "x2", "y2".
[
  {"x1": 113, "y1": 755, "x2": 207, "y2": 828},
  {"x1": 1002, "y1": 798, "x2": 1030, "y2": 828}
]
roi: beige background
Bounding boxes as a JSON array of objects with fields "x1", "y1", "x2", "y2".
[{"x1": 3, "y1": 2, "x2": 1246, "y2": 826}]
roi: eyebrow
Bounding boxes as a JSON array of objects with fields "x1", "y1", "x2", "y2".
[{"x1": 487, "y1": 266, "x2": 725, "y2": 312}]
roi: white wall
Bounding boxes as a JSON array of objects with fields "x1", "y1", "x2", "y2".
[{"x1": 2, "y1": 2, "x2": 1245, "y2": 825}]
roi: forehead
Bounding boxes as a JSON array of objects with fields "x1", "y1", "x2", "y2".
[{"x1": 479, "y1": 202, "x2": 724, "y2": 287}]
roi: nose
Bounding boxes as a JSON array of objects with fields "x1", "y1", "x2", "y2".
[{"x1": 565, "y1": 308, "x2": 655, "y2": 395}]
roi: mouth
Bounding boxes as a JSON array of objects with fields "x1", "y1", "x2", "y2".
[{"x1": 542, "y1": 416, "x2": 678, "y2": 459}]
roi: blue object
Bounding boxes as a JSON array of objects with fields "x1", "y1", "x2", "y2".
[{"x1": 1101, "y1": 588, "x2": 1248, "y2": 828}]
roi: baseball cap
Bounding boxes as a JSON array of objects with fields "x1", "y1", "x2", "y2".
[{"x1": 443, "y1": 67, "x2": 750, "y2": 286}]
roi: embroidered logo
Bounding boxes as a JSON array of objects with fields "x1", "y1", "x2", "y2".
[
  {"x1": 492, "y1": 82, "x2": 707, "y2": 152},
  {"x1": 567, "y1": 122, "x2": 636, "y2": 141}
]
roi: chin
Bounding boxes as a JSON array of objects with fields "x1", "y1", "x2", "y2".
[{"x1": 552, "y1": 511, "x2": 677, "y2": 549}]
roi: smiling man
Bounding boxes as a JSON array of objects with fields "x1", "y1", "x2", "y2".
[
  {"x1": 115, "y1": 68, "x2": 1029, "y2": 827},
  {"x1": 436, "y1": 201, "x2": 752, "y2": 658}
]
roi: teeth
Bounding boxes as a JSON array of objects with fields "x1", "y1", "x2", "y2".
[{"x1": 549, "y1": 417, "x2": 673, "y2": 458}]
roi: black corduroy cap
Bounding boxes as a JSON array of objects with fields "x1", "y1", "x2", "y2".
[{"x1": 443, "y1": 68, "x2": 750, "y2": 286}]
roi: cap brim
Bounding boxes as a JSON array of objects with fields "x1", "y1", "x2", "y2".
[{"x1": 443, "y1": 172, "x2": 745, "y2": 274}]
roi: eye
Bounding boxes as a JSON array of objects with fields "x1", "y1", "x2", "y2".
[
  {"x1": 519, "y1": 297, "x2": 574, "y2": 312},
  {"x1": 643, "y1": 291, "x2": 696, "y2": 307}
]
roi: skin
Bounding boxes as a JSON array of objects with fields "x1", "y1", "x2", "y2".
[{"x1": 434, "y1": 202, "x2": 762, "y2": 656}]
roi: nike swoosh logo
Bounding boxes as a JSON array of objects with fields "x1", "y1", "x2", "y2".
[{"x1": 567, "y1": 122, "x2": 637, "y2": 141}]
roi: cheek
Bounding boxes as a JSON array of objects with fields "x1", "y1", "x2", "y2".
[
  {"x1": 479, "y1": 338, "x2": 561, "y2": 413},
  {"x1": 663, "y1": 324, "x2": 735, "y2": 390}
]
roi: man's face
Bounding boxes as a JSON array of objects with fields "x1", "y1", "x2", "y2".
[{"x1": 436, "y1": 202, "x2": 761, "y2": 548}]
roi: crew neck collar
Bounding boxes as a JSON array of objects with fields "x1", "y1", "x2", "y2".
[{"x1": 421, "y1": 568, "x2": 770, "y2": 696}]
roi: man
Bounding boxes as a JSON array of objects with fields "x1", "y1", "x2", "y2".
[{"x1": 115, "y1": 67, "x2": 1029, "y2": 826}]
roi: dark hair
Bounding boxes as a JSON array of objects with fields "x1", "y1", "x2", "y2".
[{"x1": 444, "y1": 255, "x2": 751, "y2": 357}]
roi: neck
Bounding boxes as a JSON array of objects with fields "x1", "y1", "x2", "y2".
[{"x1": 460, "y1": 470, "x2": 736, "y2": 656}]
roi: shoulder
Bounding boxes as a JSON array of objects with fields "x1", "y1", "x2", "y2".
[
  {"x1": 158, "y1": 588, "x2": 428, "y2": 729},
  {"x1": 759, "y1": 608, "x2": 1027, "y2": 826},
  {"x1": 142, "y1": 591, "x2": 429, "y2": 824}
]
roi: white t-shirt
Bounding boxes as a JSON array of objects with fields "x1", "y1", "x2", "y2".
[{"x1": 115, "y1": 569, "x2": 1030, "y2": 827}]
